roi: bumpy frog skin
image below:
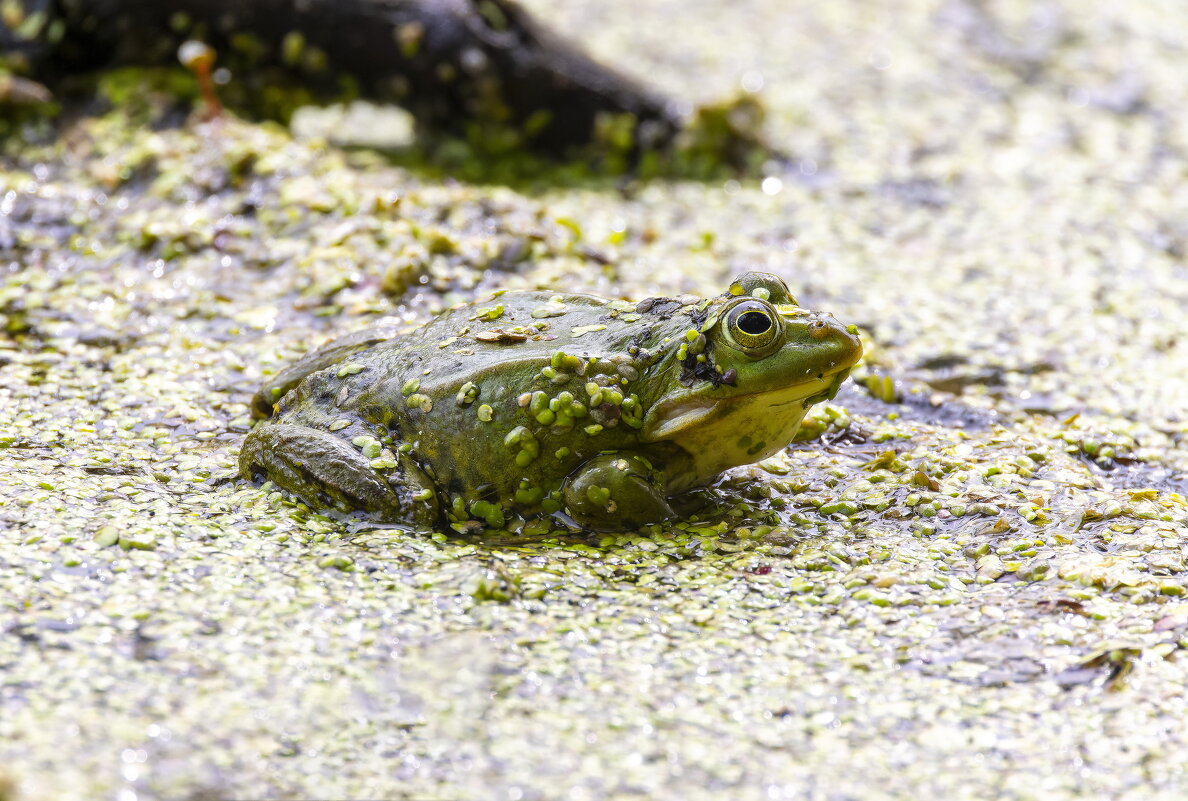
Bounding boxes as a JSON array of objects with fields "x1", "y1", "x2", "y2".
[{"x1": 240, "y1": 273, "x2": 863, "y2": 531}]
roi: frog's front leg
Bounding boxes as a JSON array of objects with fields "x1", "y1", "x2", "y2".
[
  {"x1": 562, "y1": 452, "x2": 675, "y2": 531},
  {"x1": 239, "y1": 421, "x2": 440, "y2": 528}
]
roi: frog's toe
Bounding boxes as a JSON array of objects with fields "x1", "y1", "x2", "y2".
[{"x1": 240, "y1": 423, "x2": 438, "y2": 526}]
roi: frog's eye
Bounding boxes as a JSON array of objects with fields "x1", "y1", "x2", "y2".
[{"x1": 723, "y1": 300, "x2": 782, "y2": 355}]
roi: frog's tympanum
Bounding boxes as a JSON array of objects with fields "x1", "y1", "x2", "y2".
[{"x1": 240, "y1": 273, "x2": 862, "y2": 531}]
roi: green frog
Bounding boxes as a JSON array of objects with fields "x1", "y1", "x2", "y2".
[{"x1": 240, "y1": 273, "x2": 862, "y2": 531}]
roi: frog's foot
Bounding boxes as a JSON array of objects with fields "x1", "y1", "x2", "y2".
[
  {"x1": 239, "y1": 423, "x2": 439, "y2": 528},
  {"x1": 669, "y1": 487, "x2": 718, "y2": 519},
  {"x1": 563, "y1": 453, "x2": 675, "y2": 532}
]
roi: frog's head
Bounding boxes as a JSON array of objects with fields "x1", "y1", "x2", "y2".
[{"x1": 641, "y1": 272, "x2": 862, "y2": 471}]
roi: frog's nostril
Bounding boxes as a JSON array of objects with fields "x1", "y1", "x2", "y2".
[{"x1": 808, "y1": 320, "x2": 830, "y2": 340}]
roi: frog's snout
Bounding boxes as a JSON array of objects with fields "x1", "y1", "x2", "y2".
[
  {"x1": 835, "y1": 318, "x2": 864, "y2": 366},
  {"x1": 805, "y1": 312, "x2": 863, "y2": 370},
  {"x1": 802, "y1": 315, "x2": 861, "y2": 406}
]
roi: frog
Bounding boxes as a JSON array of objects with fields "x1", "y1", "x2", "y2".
[{"x1": 239, "y1": 272, "x2": 863, "y2": 532}]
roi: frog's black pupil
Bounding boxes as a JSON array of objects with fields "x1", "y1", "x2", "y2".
[{"x1": 738, "y1": 311, "x2": 772, "y2": 335}]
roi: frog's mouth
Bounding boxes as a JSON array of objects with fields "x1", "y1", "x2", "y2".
[{"x1": 643, "y1": 367, "x2": 852, "y2": 442}]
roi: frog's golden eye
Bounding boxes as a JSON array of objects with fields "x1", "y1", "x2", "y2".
[{"x1": 723, "y1": 300, "x2": 781, "y2": 355}]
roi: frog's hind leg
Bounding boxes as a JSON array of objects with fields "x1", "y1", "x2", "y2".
[
  {"x1": 249, "y1": 325, "x2": 405, "y2": 418},
  {"x1": 239, "y1": 423, "x2": 440, "y2": 527}
]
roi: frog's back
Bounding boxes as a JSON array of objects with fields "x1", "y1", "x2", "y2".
[{"x1": 341, "y1": 289, "x2": 687, "y2": 503}]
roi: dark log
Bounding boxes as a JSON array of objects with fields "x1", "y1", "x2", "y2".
[{"x1": 1, "y1": 0, "x2": 682, "y2": 153}]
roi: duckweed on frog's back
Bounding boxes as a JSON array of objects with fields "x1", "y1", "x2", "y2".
[{"x1": 240, "y1": 273, "x2": 862, "y2": 531}]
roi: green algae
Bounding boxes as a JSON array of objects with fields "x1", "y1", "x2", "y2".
[{"x1": 2, "y1": 0, "x2": 1188, "y2": 799}]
